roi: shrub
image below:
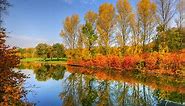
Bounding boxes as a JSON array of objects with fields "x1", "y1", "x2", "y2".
[{"x1": 66, "y1": 51, "x2": 185, "y2": 75}]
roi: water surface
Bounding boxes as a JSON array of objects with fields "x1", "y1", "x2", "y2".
[{"x1": 17, "y1": 62, "x2": 185, "y2": 106}]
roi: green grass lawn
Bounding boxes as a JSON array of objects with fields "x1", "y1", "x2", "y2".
[{"x1": 21, "y1": 58, "x2": 67, "y2": 64}]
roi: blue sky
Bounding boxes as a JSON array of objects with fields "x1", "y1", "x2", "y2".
[{"x1": 5, "y1": 0, "x2": 138, "y2": 48}]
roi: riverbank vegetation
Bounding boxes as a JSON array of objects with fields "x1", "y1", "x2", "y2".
[{"x1": 60, "y1": 0, "x2": 185, "y2": 76}]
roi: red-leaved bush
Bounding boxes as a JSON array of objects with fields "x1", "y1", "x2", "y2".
[{"x1": 67, "y1": 51, "x2": 185, "y2": 75}]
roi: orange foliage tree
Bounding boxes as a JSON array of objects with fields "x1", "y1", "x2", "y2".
[{"x1": 0, "y1": 28, "x2": 30, "y2": 105}]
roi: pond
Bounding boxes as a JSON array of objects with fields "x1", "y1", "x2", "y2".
[{"x1": 16, "y1": 62, "x2": 185, "y2": 106}]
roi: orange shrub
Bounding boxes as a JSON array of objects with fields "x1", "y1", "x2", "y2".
[
  {"x1": 107, "y1": 55, "x2": 121, "y2": 69},
  {"x1": 145, "y1": 53, "x2": 159, "y2": 70},
  {"x1": 121, "y1": 55, "x2": 137, "y2": 70},
  {"x1": 84, "y1": 60, "x2": 94, "y2": 67},
  {"x1": 94, "y1": 55, "x2": 108, "y2": 68},
  {"x1": 66, "y1": 51, "x2": 185, "y2": 75}
]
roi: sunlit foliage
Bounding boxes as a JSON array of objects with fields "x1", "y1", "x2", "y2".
[
  {"x1": 61, "y1": 14, "x2": 80, "y2": 49},
  {"x1": 97, "y1": 3, "x2": 115, "y2": 55},
  {"x1": 137, "y1": 0, "x2": 157, "y2": 52},
  {"x1": 59, "y1": 0, "x2": 185, "y2": 75},
  {"x1": 116, "y1": 0, "x2": 133, "y2": 52}
]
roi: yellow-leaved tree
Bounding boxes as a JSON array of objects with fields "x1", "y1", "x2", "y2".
[
  {"x1": 116, "y1": 0, "x2": 133, "y2": 54},
  {"x1": 61, "y1": 14, "x2": 80, "y2": 59},
  {"x1": 85, "y1": 10, "x2": 98, "y2": 25},
  {"x1": 97, "y1": 3, "x2": 115, "y2": 55},
  {"x1": 137, "y1": 0, "x2": 157, "y2": 52},
  {"x1": 61, "y1": 14, "x2": 80, "y2": 49}
]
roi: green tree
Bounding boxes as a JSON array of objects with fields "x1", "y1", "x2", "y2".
[
  {"x1": 154, "y1": 28, "x2": 184, "y2": 52},
  {"x1": 35, "y1": 43, "x2": 49, "y2": 60},
  {"x1": 52, "y1": 43, "x2": 66, "y2": 60},
  {"x1": 82, "y1": 22, "x2": 97, "y2": 56},
  {"x1": 17, "y1": 48, "x2": 26, "y2": 58},
  {"x1": 167, "y1": 28, "x2": 184, "y2": 51}
]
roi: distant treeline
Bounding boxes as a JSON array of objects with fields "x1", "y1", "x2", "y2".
[{"x1": 17, "y1": 43, "x2": 66, "y2": 60}]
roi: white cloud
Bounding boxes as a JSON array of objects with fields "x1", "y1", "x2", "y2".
[{"x1": 5, "y1": 35, "x2": 48, "y2": 48}]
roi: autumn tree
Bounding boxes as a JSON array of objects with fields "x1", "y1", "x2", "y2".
[
  {"x1": 25, "y1": 48, "x2": 35, "y2": 58},
  {"x1": 77, "y1": 25, "x2": 84, "y2": 49},
  {"x1": 137, "y1": 0, "x2": 157, "y2": 52},
  {"x1": 116, "y1": 0, "x2": 133, "y2": 52},
  {"x1": 97, "y1": 3, "x2": 115, "y2": 55},
  {"x1": 0, "y1": 1, "x2": 31, "y2": 104},
  {"x1": 0, "y1": 0, "x2": 19, "y2": 68},
  {"x1": 0, "y1": 28, "x2": 20, "y2": 69},
  {"x1": 129, "y1": 13, "x2": 143, "y2": 54},
  {"x1": 85, "y1": 10, "x2": 97, "y2": 26},
  {"x1": 61, "y1": 14, "x2": 80, "y2": 49}
]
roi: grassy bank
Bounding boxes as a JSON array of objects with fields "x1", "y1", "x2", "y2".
[{"x1": 21, "y1": 58, "x2": 67, "y2": 64}]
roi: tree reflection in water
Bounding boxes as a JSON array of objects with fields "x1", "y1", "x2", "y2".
[
  {"x1": 34, "y1": 64, "x2": 66, "y2": 81},
  {"x1": 19, "y1": 63, "x2": 185, "y2": 106},
  {"x1": 60, "y1": 66, "x2": 185, "y2": 106},
  {"x1": 19, "y1": 62, "x2": 66, "y2": 81}
]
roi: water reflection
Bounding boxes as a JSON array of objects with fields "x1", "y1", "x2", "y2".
[
  {"x1": 19, "y1": 62, "x2": 185, "y2": 106},
  {"x1": 34, "y1": 64, "x2": 66, "y2": 81},
  {"x1": 19, "y1": 63, "x2": 66, "y2": 81},
  {"x1": 62, "y1": 66, "x2": 185, "y2": 106}
]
